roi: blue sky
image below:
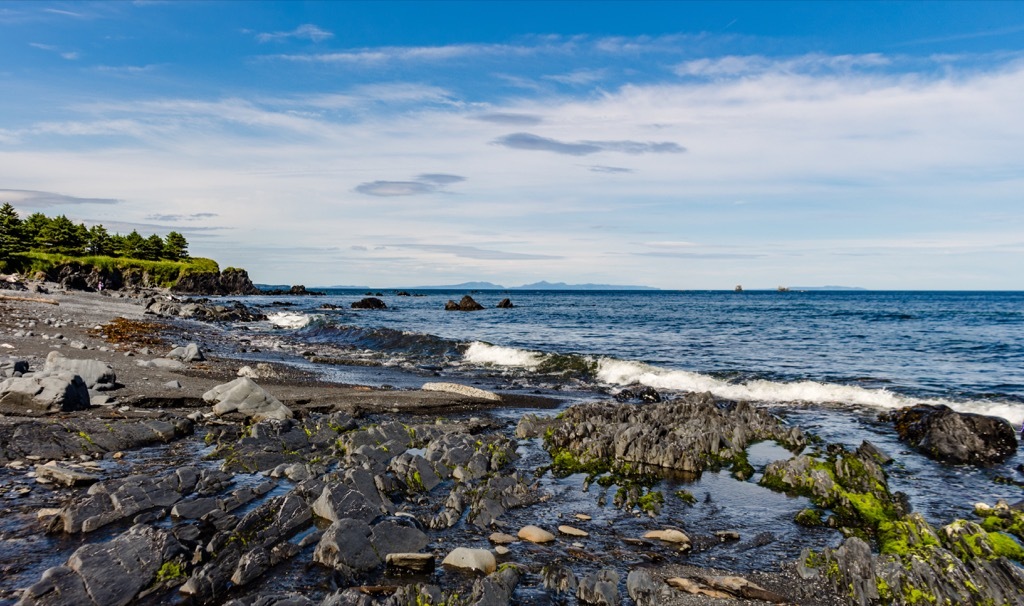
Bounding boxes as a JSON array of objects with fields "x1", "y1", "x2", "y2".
[{"x1": 1, "y1": 1, "x2": 1023, "y2": 289}]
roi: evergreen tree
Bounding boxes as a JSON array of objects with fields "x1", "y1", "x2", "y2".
[
  {"x1": 162, "y1": 231, "x2": 189, "y2": 260},
  {"x1": 0, "y1": 203, "x2": 25, "y2": 260},
  {"x1": 108, "y1": 233, "x2": 126, "y2": 257},
  {"x1": 21, "y1": 212, "x2": 51, "y2": 249},
  {"x1": 117, "y1": 230, "x2": 145, "y2": 259},
  {"x1": 142, "y1": 234, "x2": 165, "y2": 261},
  {"x1": 86, "y1": 225, "x2": 113, "y2": 256},
  {"x1": 37, "y1": 215, "x2": 86, "y2": 255}
]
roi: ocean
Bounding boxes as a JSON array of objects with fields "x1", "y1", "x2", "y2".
[{"x1": 248, "y1": 289, "x2": 1024, "y2": 425}]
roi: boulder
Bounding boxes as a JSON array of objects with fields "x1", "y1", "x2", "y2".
[
  {"x1": 445, "y1": 295, "x2": 484, "y2": 311},
  {"x1": 313, "y1": 518, "x2": 381, "y2": 573},
  {"x1": 167, "y1": 343, "x2": 205, "y2": 362},
  {"x1": 578, "y1": 569, "x2": 619, "y2": 606},
  {"x1": 369, "y1": 518, "x2": 429, "y2": 557},
  {"x1": 203, "y1": 377, "x2": 292, "y2": 421},
  {"x1": 0, "y1": 372, "x2": 91, "y2": 413},
  {"x1": 351, "y1": 297, "x2": 387, "y2": 310},
  {"x1": 496, "y1": 298, "x2": 514, "y2": 309},
  {"x1": 0, "y1": 357, "x2": 29, "y2": 378},
  {"x1": 442, "y1": 547, "x2": 496, "y2": 574},
  {"x1": 885, "y1": 404, "x2": 1017, "y2": 464},
  {"x1": 43, "y1": 351, "x2": 116, "y2": 391}
]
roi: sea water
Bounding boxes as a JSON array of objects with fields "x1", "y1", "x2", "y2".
[{"x1": 245, "y1": 289, "x2": 1024, "y2": 424}]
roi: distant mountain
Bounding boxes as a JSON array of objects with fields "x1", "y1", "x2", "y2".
[
  {"x1": 512, "y1": 280, "x2": 660, "y2": 291},
  {"x1": 790, "y1": 285, "x2": 867, "y2": 291},
  {"x1": 407, "y1": 281, "x2": 507, "y2": 290}
]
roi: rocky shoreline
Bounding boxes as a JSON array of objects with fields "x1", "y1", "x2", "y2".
[{"x1": 1, "y1": 282, "x2": 1022, "y2": 605}]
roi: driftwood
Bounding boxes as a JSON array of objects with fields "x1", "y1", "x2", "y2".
[{"x1": 0, "y1": 294, "x2": 59, "y2": 306}]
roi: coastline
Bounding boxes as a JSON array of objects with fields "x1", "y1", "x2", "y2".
[{"x1": 1, "y1": 282, "x2": 1021, "y2": 605}]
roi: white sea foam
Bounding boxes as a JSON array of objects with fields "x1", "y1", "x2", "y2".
[
  {"x1": 267, "y1": 312, "x2": 314, "y2": 330},
  {"x1": 463, "y1": 342, "x2": 543, "y2": 368},
  {"x1": 596, "y1": 358, "x2": 1024, "y2": 425}
]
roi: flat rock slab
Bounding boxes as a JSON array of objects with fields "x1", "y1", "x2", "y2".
[
  {"x1": 442, "y1": 547, "x2": 496, "y2": 574},
  {"x1": 35, "y1": 463, "x2": 100, "y2": 487},
  {"x1": 421, "y1": 382, "x2": 501, "y2": 402},
  {"x1": 386, "y1": 553, "x2": 434, "y2": 573}
]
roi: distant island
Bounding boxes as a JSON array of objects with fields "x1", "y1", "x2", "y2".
[
  {"x1": 789, "y1": 285, "x2": 867, "y2": 291},
  {"x1": 378, "y1": 280, "x2": 663, "y2": 290}
]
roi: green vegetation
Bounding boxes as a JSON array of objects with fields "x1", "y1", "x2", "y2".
[
  {"x1": 0, "y1": 205, "x2": 204, "y2": 278},
  {"x1": 674, "y1": 489, "x2": 697, "y2": 505},
  {"x1": 156, "y1": 560, "x2": 186, "y2": 582}
]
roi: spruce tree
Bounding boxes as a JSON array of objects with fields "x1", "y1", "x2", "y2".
[
  {"x1": 0, "y1": 203, "x2": 25, "y2": 261},
  {"x1": 163, "y1": 231, "x2": 189, "y2": 260}
]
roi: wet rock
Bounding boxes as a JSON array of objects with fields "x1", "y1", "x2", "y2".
[
  {"x1": 627, "y1": 569, "x2": 672, "y2": 606},
  {"x1": 351, "y1": 297, "x2": 387, "y2": 310},
  {"x1": 19, "y1": 524, "x2": 185, "y2": 606},
  {"x1": 0, "y1": 372, "x2": 91, "y2": 413},
  {"x1": 495, "y1": 298, "x2": 514, "y2": 309},
  {"x1": 389, "y1": 452, "x2": 441, "y2": 492},
  {"x1": 884, "y1": 404, "x2": 1017, "y2": 465},
  {"x1": 43, "y1": 351, "x2": 116, "y2": 391},
  {"x1": 518, "y1": 525, "x2": 556, "y2": 543},
  {"x1": 203, "y1": 377, "x2": 293, "y2": 421},
  {"x1": 577, "y1": 568, "x2": 619, "y2": 605},
  {"x1": 545, "y1": 395, "x2": 805, "y2": 478},
  {"x1": 489, "y1": 532, "x2": 516, "y2": 544},
  {"x1": 470, "y1": 565, "x2": 521, "y2": 605},
  {"x1": 541, "y1": 563, "x2": 578, "y2": 594},
  {"x1": 445, "y1": 295, "x2": 484, "y2": 311},
  {"x1": 613, "y1": 385, "x2": 662, "y2": 403},
  {"x1": 857, "y1": 440, "x2": 893, "y2": 465},
  {"x1": 441, "y1": 547, "x2": 496, "y2": 574}
]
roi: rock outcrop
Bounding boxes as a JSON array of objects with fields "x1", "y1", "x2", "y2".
[
  {"x1": 171, "y1": 268, "x2": 260, "y2": 296},
  {"x1": 445, "y1": 295, "x2": 485, "y2": 311},
  {"x1": 883, "y1": 404, "x2": 1017, "y2": 464},
  {"x1": 350, "y1": 297, "x2": 386, "y2": 310}
]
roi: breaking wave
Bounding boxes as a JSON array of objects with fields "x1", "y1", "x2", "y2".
[
  {"x1": 267, "y1": 312, "x2": 315, "y2": 329},
  {"x1": 463, "y1": 342, "x2": 543, "y2": 368}
]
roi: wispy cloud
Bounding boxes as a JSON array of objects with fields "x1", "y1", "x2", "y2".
[
  {"x1": 544, "y1": 68, "x2": 607, "y2": 86},
  {"x1": 674, "y1": 53, "x2": 890, "y2": 78},
  {"x1": 270, "y1": 42, "x2": 546, "y2": 65},
  {"x1": 255, "y1": 24, "x2": 333, "y2": 43},
  {"x1": 493, "y1": 133, "x2": 685, "y2": 156},
  {"x1": 588, "y1": 165, "x2": 634, "y2": 173},
  {"x1": 29, "y1": 42, "x2": 79, "y2": 60},
  {"x1": 145, "y1": 212, "x2": 219, "y2": 221},
  {"x1": 472, "y1": 113, "x2": 544, "y2": 126},
  {"x1": 389, "y1": 244, "x2": 561, "y2": 260},
  {"x1": 0, "y1": 189, "x2": 119, "y2": 209},
  {"x1": 356, "y1": 173, "x2": 466, "y2": 196}
]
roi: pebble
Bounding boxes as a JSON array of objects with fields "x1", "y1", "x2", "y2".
[
  {"x1": 558, "y1": 525, "x2": 589, "y2": 537},
  {"x1": 575, "y1": 513, "x2": 592, "y2": 521},
  {"x1": 643, "y1": 529, "x2": 691, "y2": 545},
  {"x1": 494, "y1": 545, "x2": 510, "y2": 555},
  {"x1": 518, "y1": 525, "x2": 556, "y2": 543},
  {"x1": 489, "y1": 532, "x2": 516, "y2": 545}
]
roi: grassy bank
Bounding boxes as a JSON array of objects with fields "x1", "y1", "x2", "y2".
[{"x1": 1, "y1": 251, "x2": 220, "y2": 288}]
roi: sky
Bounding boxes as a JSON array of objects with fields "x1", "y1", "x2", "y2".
[{"x1": 1, "y1": 1, "x2": 1023, "y2": 289}]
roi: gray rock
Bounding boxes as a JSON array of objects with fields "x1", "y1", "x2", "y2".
[
  {"x1": 164, "y1": 380, "x2": 182, "y2": 389},
  {"x1": 43, "y1": 351, "x2": 116, "y2": 391},
  {"x1": 627, "y1": 569, "x2": 671, "y2": 606},
  {"x1": 313, "y1": 518, "x2": 381, "y2": 573},
  {"x1": 0, "y1": 372, "x2": 91, "y2": 413},
  {"x1": 35, "y1": 463, "x2": 100, "y2": 487},
  {"x1": 203, "y1": 377, "x2": 292, "y2": 421},
  {"x1": 471, "y1": 566, "x2": 522, "y2": 606},
  {"x1": 136, "y1": 358, "x2": 186, "y2": 370},
  {"x1": 369, "y1": 518, "x2": 429, "y2": 557},
  {"x1": 312, "y1": 484, "x2": 377, "y2": 524},
  {"x1": 578, "y1": 569, "x2": 620, "y2": 606},
  {"x1": 1, "y1": 357, "x2": 29, "y2": 378},
  {"x1": 167, "y1": 342, "x2": 205, "y2": 362},
  {"x1": 885, "y1": 404, "x2": 1018, "y2": 465},
  {"x1": 385, "y1": 553, "x2": 434, "y2": 573}
]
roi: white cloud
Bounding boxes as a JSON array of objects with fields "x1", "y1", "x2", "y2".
[{"x1": 256, "y1": 24, "x2": 333, "y2": 43}]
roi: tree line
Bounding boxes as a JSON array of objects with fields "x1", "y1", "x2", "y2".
[{"x1": 0, "y1": 203, "x2": 189, "y2": 263}]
